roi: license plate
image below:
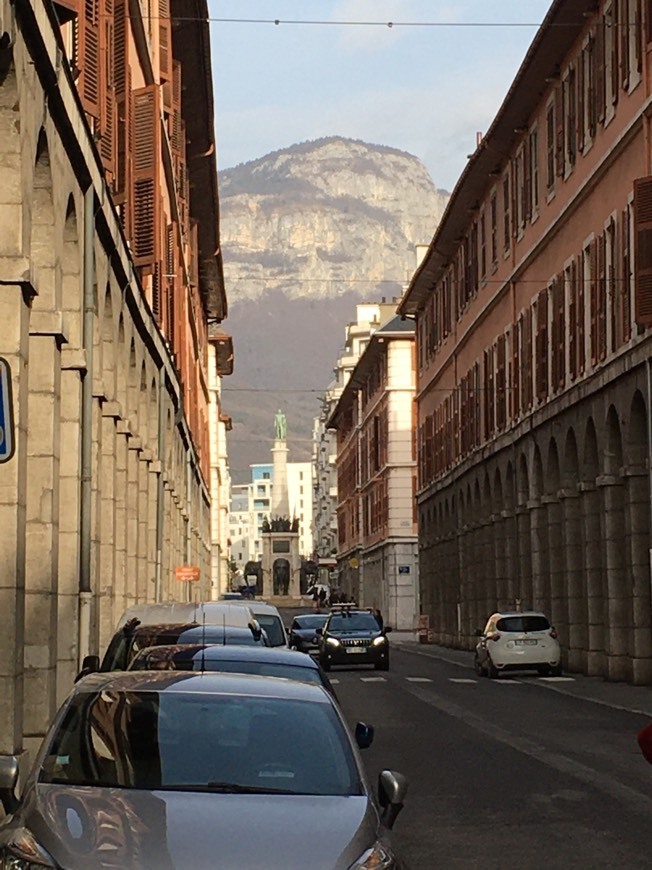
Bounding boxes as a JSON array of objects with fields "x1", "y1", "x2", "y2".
[
  {"x1": 515, "y1": 639, "x2": 537, "y2": 645},
  {"x1": 346, "y1": 647, "x2": 367, "y2": 654}
]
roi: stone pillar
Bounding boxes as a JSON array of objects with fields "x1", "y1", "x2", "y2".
[
  {"x1": 529, "y1": 499, "x2": 549, "y2": 612},
  {"x1": 492, "y1": 513, "x2": 508, "y2": 611},
  {"x1": 481, "y1": 519, "x2": 495, "y2": 616},
  {"x1": 580, "y1": 482, "x2": 605, "y2": 676},
  {"x1": 599, "y1": 475, "x2": 629, "y2": 681},
  {"x1": 57, "y1": 357, "x2": 83, "y2": 700},
  {"x1": 113, "y1": 424, "x2": 128, "y2": 615},
  {"x1": 24, "y1": 328, "x2": 62, "y2": 754},
  {"x1": 98, "y1": 403, "x2": 119, "y2": 650},
  {"x1": 624, "y1": 467, "x2": 652, "y2": 684},
  {"x1": 516, "y1": 506, "x2": 532, "y2": 610},
  {"x1": 0, "y1": 286, "x2": 29, "y2": 755},
  {"x1": 126, "y1": 434, "x2": 139, "y2": 603},
  {"x1": 560, "y1": 489, "x2": 586, "y2": 672},
  {"x1": 545, "y1": 494, "x2": 566, "y2": 643},
  {"x1": 503, "y1": 510, "x2": 517, "y2": 609},
  {"x1": 271, "y1": 440, "x2": 290, "y2": 517},
  {"x1": 137, "y1": 445, "x2": 149, "y2": 601}
]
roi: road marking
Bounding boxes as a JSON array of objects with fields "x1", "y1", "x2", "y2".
[
  {"x1": 360, "y1": 676, "x2": 386, "y2": 682},
  {"x1": 494, "y1": 679, "x2": 522, "y2": 684},
  {"x1": 539, "y1": 676, "x2": 575, "y2": 682},
  {"x1": 329, "y1": 679, "x2": 340, "y2": 684},
  {"x1": 448, "y1": 678, "x2": 476, "y2": 684},
  {"x1": 406, "y1": 677, "x2": 433, "y2": 683}
]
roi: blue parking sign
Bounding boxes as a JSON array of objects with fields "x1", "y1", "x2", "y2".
[{"x1": 0, "y1": 358, "x2": 15, "y2": 463}]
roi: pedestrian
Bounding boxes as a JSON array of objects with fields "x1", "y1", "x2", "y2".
[
  {"x1": 312, "y1": 587, "x2": 320, "y2": 610},
  {"x1": 318, "y1": 587, "x2": 327, "y2": 608},
  {"x1": 373, "y1": 608, "x2": 384, "y2": 631}
]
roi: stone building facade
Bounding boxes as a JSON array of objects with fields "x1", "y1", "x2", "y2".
[
  {"x1": 329, "y1": 316, "x2": 419, "y2": 630},
  {"x1": 399, "y1": 0, "x2": 652, "y2": 683},
  {"x1": 0, "y1": 0, "x2": 227, "y2": 758}
]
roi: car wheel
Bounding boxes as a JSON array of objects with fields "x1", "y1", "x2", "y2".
[
  {"x1": 473, "y1": 654, "x2": 484, "y2": 677},
  {"x1": 550, "y1": 664, "x2": 563, "y2": 677},
  {"x1": 375, "y1": 661, "x2": 389, "y2": 671},
  {"x1": 487, "y1": 657, "x2": 499, "y2": 679}
]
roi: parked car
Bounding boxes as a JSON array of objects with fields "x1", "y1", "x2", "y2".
[
  {"x1": 474, "y1": 611, "x2": 562, "y2": 678},
  {"x1": 318, "y1": 605, "x2": 392, "y2": 671},
  {"x1": 77, "y1": 602, "x2": 264, "y2": 678},
  {"x1": 0, "y1": 672, "x2": 408, "y2": 870},
  {"x1": 129, "y1": 643, "x2": 336, "y2": 696},
  {"x1": 231, "y1": 600, "x2": 289, "y2": 648},
  {"x1": 288, "y1": 613, "x2": 329, "y2": 653},
  {"x1": 79, "y1": 622, "x2": 269, "y2": 676}
]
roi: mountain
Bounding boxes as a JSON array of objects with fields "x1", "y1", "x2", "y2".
[{"x1": 218, "y1": 137, "x2": 449, "y2": 482}]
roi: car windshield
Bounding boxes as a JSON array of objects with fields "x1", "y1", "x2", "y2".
[
  {"x1": 496, "y1": 616, "x2": 551, "y2": 632},
  {"x1": 255, "y1": 615, "x2": 285, "y2": 647},
  {"x1": 40, "y1": 690, "x2": 361, "y2": 796},
  {"x1": 328, "y1": 613, "x2": 378, "y2": 632},
  {"x1": 293, "y1": 615, "x2": 328, "y2": 630}
]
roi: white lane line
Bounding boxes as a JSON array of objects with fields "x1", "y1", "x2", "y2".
[
  {"x1": 406, "y1": 677, "x2": 433, "y2": 683},
  {"x1": 329, "y1": 679, "x2": 340, "y2": 684},
  {"x1": 360, "y1": 677, "x2": 387, "y2": 682},
  {"x1": 448, "y1": 678, "x2": 477, "y2": 684},
  {"x1": 539, "y1": 676, "x2": 576, "y2": 682},
  {"x1": 494, "y1": 679, "x2": 522, "y2": 684}
]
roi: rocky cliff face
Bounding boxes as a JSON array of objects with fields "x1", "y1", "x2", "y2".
[
  {"x1": 220, "y1": 137, "x2": 449, "y2": 303},
  {"x1": 218, "y1": 137, "x2": 449, "y2": 481}
]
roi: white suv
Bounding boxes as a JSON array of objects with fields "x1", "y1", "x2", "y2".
[{"x1": 474, "y1": 611, "x2": 562, "y2": 678}]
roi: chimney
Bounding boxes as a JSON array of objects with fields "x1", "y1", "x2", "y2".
[{"x1": 415, "y1": 245, "x2": 429, "y2": 267}]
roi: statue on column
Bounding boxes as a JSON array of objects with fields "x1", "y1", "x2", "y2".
[{"x1": 274, "y1": 409, "x2": 287, "y2": 441}]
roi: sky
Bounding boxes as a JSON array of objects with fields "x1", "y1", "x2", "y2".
[{"x1": 209, "y1": 0, "x2": 554, "y2": 192}]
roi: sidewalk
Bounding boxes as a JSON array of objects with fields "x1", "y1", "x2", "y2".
[{"x1": 391, "y1": 632, "x2": 652, "y2": 717}]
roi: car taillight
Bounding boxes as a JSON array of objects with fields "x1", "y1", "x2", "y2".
[
  {"x1": 489, "y1": 632, "x2": 501, "y2": 641},
  {"x1": 549, "y1": 629, "x2": 558, "y2": 639}
]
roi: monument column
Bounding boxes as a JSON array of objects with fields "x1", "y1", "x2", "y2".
[{"x1": 271, "y1": 409, "x2": 290, "y2": 517}]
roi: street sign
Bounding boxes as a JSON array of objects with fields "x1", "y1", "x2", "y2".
[
  {"x1": 0, "y1": 358, "x2": 15, "y2": 464},
  {"x1": 398, "y1": 565, "x2": 410, "y2": 574},
  {"x1": 175, "y1": 565, "x2": 200, "y2": 582}
]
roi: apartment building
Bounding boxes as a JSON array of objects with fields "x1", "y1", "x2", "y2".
[
  {"x1": 329, "y1": 316, "x2": 418, "y2": 629},
  {"x1": 0, "y1": 0, "x2": 227, "y2": 756},
  {"x1": 399, "y1": 0, "x2": 652, "y2": 683}
]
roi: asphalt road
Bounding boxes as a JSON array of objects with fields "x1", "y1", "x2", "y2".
[{"x1": 279, "y1": 606, "x2": 652, "y2": 869}]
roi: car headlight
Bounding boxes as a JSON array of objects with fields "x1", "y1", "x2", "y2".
[
  {"x1": 349, "y1": 841, "x2": 396, "y2": 869},
  {"x1": 0, "y1": 828, "x2": 57, "y2": 868},
  {"x1": 372, "y1": 636, "x2": 387, "y2": 646},
  {"x1": 326, "y1": 637, "x2": 341, "y2": 647}
]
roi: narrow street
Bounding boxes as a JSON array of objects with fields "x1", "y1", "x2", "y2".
[{"x1": 287, "y1": 613, "x2": 652, "y2": 868}]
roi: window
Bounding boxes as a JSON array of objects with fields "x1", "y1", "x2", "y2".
[
  {"x1": 502, "y1": 174, "x2": 511, "y2": 252},
  {"x1": 564, "y1": 67, "x2": 577, "y2": 168},
  {"x1": 479, "y1": 210, "x2": 487, "y2": 279},
  {"x1": 529, "y1": 127, "x2": 539, "y2": 215},
  {"x1": 490, "y1": 193, "x2": 498, "y2": 266},
  {"x1": 515, "y1": 146, "x2": 525, "y2": 233},
  {"x1": 546, "y1": 101, "x2": 555, "y2": 191}
]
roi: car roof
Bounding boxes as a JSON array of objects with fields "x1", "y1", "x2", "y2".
[
  {"x1": 116, "y1": 602, "x2": 257, "y2": 629},
  {"x1": 75, "y1": 670, "x2": 332, "y2": 701},
  {"x1": 134, "y1": 644, "x2": 320, "y2": 668},
  {"x1": 225, "y1": 600, "x2": 281, "y2": 617}
]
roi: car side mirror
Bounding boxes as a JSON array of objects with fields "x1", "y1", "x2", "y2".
[
  {"x1": 0, "y1": 755, "x2": 20, "y2": 814},
  {"x1": 378, "y1": 769, "x2": 408, "y2": 830},
  {"x1": 474, "y1": 628, "x2": 484, "y2": 637},
  {"x1": 355, "y1": 721, "x2": 374, "y2": 750},
  {"x1": 637, "y1": 722, "x2": 652, "y2": 764},
  {"x1": 384, "y1": 626, "x2": 393, "y2": 634},
  {"x1": 75, "y1": 654, "x2": 100, "y2": 683},
  {"x1": 249, "y1": 622, "x2": 263, "y2": 641},
  {"x1": 315, "y1": 627, "x2": 323, "y2": 636}
]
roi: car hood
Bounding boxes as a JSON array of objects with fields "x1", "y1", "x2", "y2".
[
  {"x1": 331, "y1": 631, "x2": 380, "y2": 640},
  {"x1": 17, "y1": 784, "x2": 379, "y2": 870}
]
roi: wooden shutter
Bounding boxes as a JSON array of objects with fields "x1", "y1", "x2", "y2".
[
  {"x1": 554, "y1": 276, "x2": 565, "y2": 389},
  {"x1": 634, "y1": 175, "x2": 652, "y2": 327},
  {"x1": 159, "y1": 0, "x2": 172, "y2": 82},
  {"x1": 99, "y1": 0, "x2": 116, "y2": 178},
  {"x1": 555, "y1": 83, "x2": 564, "y2": 177},
  {"x1": 621, "y1": 0, "x2": 630, "y2": 89},
  {"x1": 78, "y1": 0, "x2": 100, "y2": 118},
  {"x1": 132, "y1": 85, "x2": 161, "y2": 269},
  {"x1": 597, "y1": 232, "x2": 607, "y2": 360},
  {"x1": 535, "y1": 289, "x2": 548, "y2": 402},
  {"x1": 496, "y1": 334, "x2": 506, "y2": 430},
  {"x1": 622, "y1": 206, "x2": 632, "y2": 341},
  {"x1": 512, "y1": 318, "x2": 521, "y2": 418},
  {"x1": 577, "y1": 46, "x2": 586, "y2": 153},
  {"x1": 611, "y1": 0, "x2": 620, "y2": 105},
  {"x1": 577, "y1": 254, "x2": 585, "y2": 374},
  {"x1": 588, "y1": 33, "x2": 597, "y2": 138},
  {"x1": 590, "y1": 239, "x2": 599, "y2": 363},
  {"x1": 596, "y1": 16, "x2": 606, "y2": 123},
  {"x1": 523, "y1": 137, "x2": 532, "y2": 223}
]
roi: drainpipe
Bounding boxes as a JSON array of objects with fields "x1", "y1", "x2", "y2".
[
  {"x1": 186, "y1": 452, "x2": 192, "y2": 603},
  {"x1": 646, "y1": 360, "x2": 652, "y2": 597},
  {"x1": 154, "y1": 373, "x2": 166, "y2": 602},
  {"x1": 78, "y1": 184, "x2": 95, "y2": 666}
]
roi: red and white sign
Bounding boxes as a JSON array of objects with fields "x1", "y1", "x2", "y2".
[{"x1": 175, "y1": 565, "x2": 200, "y2": 582}]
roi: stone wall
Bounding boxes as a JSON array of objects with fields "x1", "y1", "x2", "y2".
[{"x1": 0, "y1": 0, "x2": 211, "y2": 759}]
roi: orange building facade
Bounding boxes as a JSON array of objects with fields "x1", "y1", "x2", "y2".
[{"x1": 400, "y1": 0, "x2": 652, "y2": 683}]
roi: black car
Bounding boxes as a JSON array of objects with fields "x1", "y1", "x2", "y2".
[
  {"x1": 288, "y1": 613, "x2": 329, "y2": 653},
  {"x1": 318, "y1": 607, "x2": 392, "y2": 671}
]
